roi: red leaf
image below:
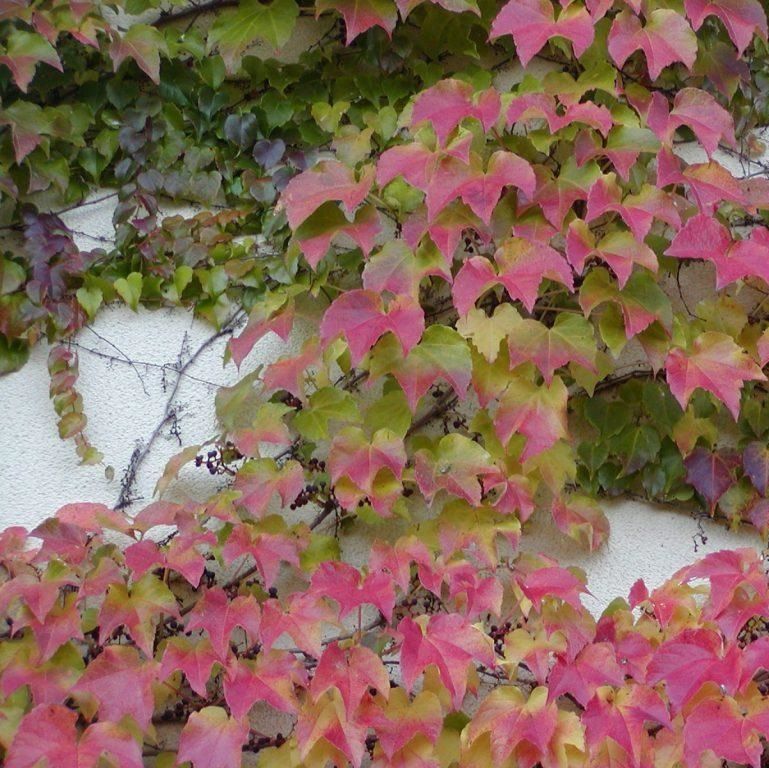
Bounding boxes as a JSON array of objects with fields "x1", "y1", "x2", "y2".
[
  {"x1": 684, "y1": 696, "x2": 765, "y2": 768},
  {"x1": 682, "y1": 159, "x2": 748, "y2": 212},
  {"x1": 362, "y1": 241, "x2": 451, "y2": 299},
  {"x1": 457, "y1": 151, "x2": 536, "y2": 224},
  {"x1": 228, "y1": 298, "x2": 294, "y2": 369},
  {"x1": 361, "y1": 689, "x2": 443, "y2": 761},
  {"x1": 551, "y1": 493, "x2": 609, "y2": 551},
  {"x1": 328, "y1": 427, "x2": 407, "y2": 516},
  {"x1": 97, "y1": 574, "x2": 179, "y2": 656},
  {"x1": 453, "y1": 238, "x2": 573, "y2": 315},
  {"x1": 494, "y1": 375, "x2": 569, "y2": 461},
  {"x1": 464, "y1": 686, "x2": 560, "y2": 765},
  {"x1": 221, "y1": 522, "x2": 301, "y2": 589},
  {"x1": 260, "y1": 593, "x2": 336, "y2": 657},
  {"x1": 508, "y1": 92, "x2": 613, "y2": 138},
  {"x1": 232, "y1": 458, "x2": 304, "y2": 519},
  {"x1": 317, "y1": 0, "x2": 397, "y2": 43},
  {"x1": 297, "y1": 203, "x2": 381, "y2": 268},
  {"x1": 296, "y1": 695, "x2": 368, "y2": 767},
  {"x1": 647, "y1": 628, "x2": 739, "y2": 709},
  {"x1": 185, "y1": 587, "x2": 261, "y2": 661},
  {"x1": 586, "y1": 174, "x2": 680, "y2": 241},
  {"x1": 582, "y1": 685, "x2": 670, "y2": 765},
  {"x1": 177, "y1": 707, "x2": 249, "y2": 768},
  {"x1": 682, "y1": 548, "x2": 769, "y2": 637},
  {"x1": 515, "y1": 556, "x2": 588, "y2": 611},
  {"x1": 0, "y1": 31, "x2": 62, "y2": 92}
]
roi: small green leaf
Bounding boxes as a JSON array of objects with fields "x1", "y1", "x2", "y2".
[
  {"x1": 114, "y1": 272, "x2": 143, "y2": 311},
  {"x1": 0, "y1": 258, "x2": 25, "y2": 295},
  {"x1": 300, "y1": 534, "x2": 340, "y2": 570},
  {"x1": 207, "y1": 0, "x2": 299, "y2": 73},
  {"x1": 76, "y1": 286, "x2": 103, "y2": 320},
  {"x1": 294, "y1": 387, "x2": 361, "y2": 441}
]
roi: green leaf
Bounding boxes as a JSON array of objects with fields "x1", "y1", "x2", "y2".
[
  {"x1": 114, "y1": 273, "x2": 143, "y2": 311},
  {"x1": 300, "y1": 534, "x2": 340, "y2": 570},
  {"x1": 0, "y1": 336, "x2": 29, "y2": 375},
  {"x1": 612, "y1": 424, "x2": 661, "y2": 476},
  {"x1": 642, "y1": 382, "x2": 683, "y2": 435},
  {"x1": 365, "y1": 386, "x2": 411, "y2": 437},
  {"x1": 207, "y1": 0, "x2": 299, "y2": 73},
  {"x1": 0, "y1": 258, "x2": 25, "y2": 295},
  {"x1": 583, "y1": 398, "x2": 631, "y2": 439},
  {"x1": 76, "y1": 287, "x2": 103, "y2": 321},
  {"x1": 294, "y1": 387, "x2": 361, "y2": 441}
]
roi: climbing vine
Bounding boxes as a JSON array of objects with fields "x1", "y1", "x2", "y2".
[{"x1": 5, "y1": 0, "x2": 769, "y2": 764}]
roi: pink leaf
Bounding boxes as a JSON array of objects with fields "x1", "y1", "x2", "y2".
[
  {"x1": 311, "y1": 560, "x2": 397, "y2": 620},
  {"x1": 491, "y1": 0, "x2": 594, "y2": 66},
  {"x1": 177, "y1": 707, "x2": 249, "y2": 768},
  {"x1": 6, "y1": 705, "x2": 78, "y2": 768},
  {"x1": 328, "y1": 427, "x2": 407, "y2": 516},
  {"x1": 281, "y1": 160, "x2": 374, "y2": 229},
  {"x1": 320, "y1": 290, "x2": 424, "y2": 365},
  {"x1": 160, "y1": 637, "x2": 220, "y2": 697},
  {"x1": 317, "y1": 0, "x2": 397, "y2": 43},
  {"x1": 73, "y1": 646, "x2": 159, "y2": 731},
  {"x1": 398, "y1": 614, "x2": 494, "y2": 708},
  {"x1": 548, "y1": 642, "x2": 624, "y2": 705},
  {"x1": 457, "y1": 151, "x2": 536, "y2": 224},
  {"x1": 78, "y1": 723, "x2": 143, "y2": 768},
  {"x1": 665, "y1": 332, "x2": 765, "y2": 418},
  {"x1": 223, "y1": 650, "x2": 306, "y2": 718},
  {"x1": 411, "y1": 79, "x2": 500, "y2": 145},
  {"x1": 586, "y1": 174, "x2": 681, "y2": 240},
  {"x1": 608, "y1": 9, "x2": 697, "y2": 80},
  {"x1": 228, "y1": 299, "x2": 294, "y2": 369},
  {"x1": 647, "y1": 88, "x2": 736, "y2": 156},
  {"x1": 647, "y1": 628, "x2": 738, "y2": 709},
  {"x1": 311, "y1": 642, "x2": 390, "y2": 715},
  {"x1": 685, "y1": 0, "x2": 767, "y2": 54}
]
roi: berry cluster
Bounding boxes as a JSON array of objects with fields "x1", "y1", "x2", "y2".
[
  {"x1": 489, "y1": 621, "x2": 514, "y2": 656},
  {"x1": 194, "y1": 442, "x2": 242, "y2": 476}
]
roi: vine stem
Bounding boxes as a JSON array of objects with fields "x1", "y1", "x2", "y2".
[{"x1": 116, "y1": 310, "x2": 244, "y2": 509}]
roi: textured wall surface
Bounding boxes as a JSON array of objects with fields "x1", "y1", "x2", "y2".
[{"x1": 1, "y1": 136, "x2": 767, "y2": 613}]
